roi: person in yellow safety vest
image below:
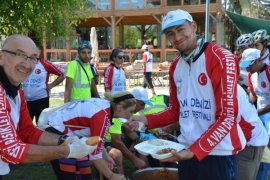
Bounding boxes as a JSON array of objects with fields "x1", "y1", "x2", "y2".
[
  {"x1": 64, "y1": 40, "x2": 100, "y2": 102},
  {"x1": 138, "y1": 94, "x2": 170, "y2": 116}
]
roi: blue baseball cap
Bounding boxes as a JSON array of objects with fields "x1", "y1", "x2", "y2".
[
  {"x1": 239, "y1": 48, "x2": 261, "y2": 68},
  {"x1": 78, "y1": 40, "x2": 92, "y2": 51},
  {"x1": 160, "y1": 9, "x2": 193, "y2": 35}
]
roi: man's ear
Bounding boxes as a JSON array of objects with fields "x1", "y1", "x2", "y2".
[{"x1": 191, "y1": 21, "x2": 197, "y2": 34}]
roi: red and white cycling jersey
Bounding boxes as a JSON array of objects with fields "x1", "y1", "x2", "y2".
[
  {"x1": 103, "y1": 63, "x2": 126, "y2": 94},
  {"x1": 38, "y1": 98, "x2": 111, "y2": 160},
  {"x1": 143, "y1": 51, "x2": 153, "y2": 73},
  {"x1": 146, "y1": 43, "x2": 246, "y2": 160},
  {"x1": 248, "y1": 48, "x2": 270, "y2": 92},
  {"x1": 237, "y1": 85, "x2": 268, "y2": 146},
  {"x1": 0, "y1": 83, "x2": 43, "y2": 175},
  {"x1": 22, "y1": 59, "x2": 65, "y2": 101},
  {"x1": 249, "y1": 65, "x2": 270, "y2": 109}
]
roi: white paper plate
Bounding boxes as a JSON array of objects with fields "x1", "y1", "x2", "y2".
[{"x1": 134, "y1": 139, "x2": 185, "y2": 160}]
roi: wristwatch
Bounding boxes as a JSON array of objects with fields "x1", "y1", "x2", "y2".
[{"x1": 57, "y1": 135, "x2": 69, "y2": 145}]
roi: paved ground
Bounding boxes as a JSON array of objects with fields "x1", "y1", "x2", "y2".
[{"x1": 50, "y1": 84, "x2": 170, "y2": 99}]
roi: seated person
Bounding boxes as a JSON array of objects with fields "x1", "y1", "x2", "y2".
[
  {"x1": 105, "y1": 87, "x2": 170, "y2": 174},
  {"x1": 38, "y1": 91, "x2": 135, "y2": 180}
]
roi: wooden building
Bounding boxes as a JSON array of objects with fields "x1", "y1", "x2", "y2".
[{"x1": 43, "y1": 0, "x2": 239, "y2": 64}]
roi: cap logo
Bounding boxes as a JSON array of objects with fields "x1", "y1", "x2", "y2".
[
  {"x1": 261, "y1": 81, "x2": 267, "y2": 88},
  {"x1": 35, "y1": 69, "x2": 41, "y2": 74},
  {"x1": 198, "y1": 73, "x2": 207, "y2": 86},
  {"x1": 163, "y1": 14, "x2": 174, "y2": 24}
]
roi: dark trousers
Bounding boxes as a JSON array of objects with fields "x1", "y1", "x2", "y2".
[
  {"x1": 143, "y1": 72, "x2": 154, "y2": 89},
  {"x1": 27, "y1": 97, "x2": 49, "y2": 123},
  {"x1": 178, "y1": 155, "x2": 238, "y2": 180}
]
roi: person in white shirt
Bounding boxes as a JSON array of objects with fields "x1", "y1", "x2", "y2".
[
  {"x1": 240, "y1": 48, "x2": 270, "y2": 180},
  {"x1": 22, "y1": 46, "x2": 65, "y2": 124},
  {"x1": 135, "y1": 45, "x2": 156, "y2": 95}
]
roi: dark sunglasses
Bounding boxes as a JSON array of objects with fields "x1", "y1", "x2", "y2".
[
  {"x1": 116, "y1": 55, "x2": 125, "y2": 59},
  {"x1": 80, "y1": 51, "x2": 91, "y2": 54}
]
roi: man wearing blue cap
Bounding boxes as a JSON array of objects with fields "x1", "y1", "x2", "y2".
[
  {"x1": 132, "y1": 9, "x2": 246, "y2": 179},
  {"x1": 64, "y1": 40, "x2": 99, "y2": 102},
  {"x1": 240, "y1": 48, "x2": 270, "y2": 180},
  {"x1": 240, "y1": 48, "x2": 265, "y2": 106}
]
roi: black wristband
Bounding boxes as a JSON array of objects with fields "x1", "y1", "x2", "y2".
[{"x1": 57, "y1": 135, "x2": 69, "y2": 145}]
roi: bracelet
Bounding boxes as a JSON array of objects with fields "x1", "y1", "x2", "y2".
[{"x1": 57, "y1": 135, "x2": 69, "y2": 145}]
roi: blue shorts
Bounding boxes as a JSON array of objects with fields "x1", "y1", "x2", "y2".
[{"x1": 178, "y1": 155, "x2": 238, "y2": 180}]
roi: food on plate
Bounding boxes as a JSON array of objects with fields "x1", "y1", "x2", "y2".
[
  {"x1": 148, "y1": 139, "x2": 168, "y2": 146},
  {"x1": 156, "y1": 148, "x2": 176, "y2": 155},
  {"x1": 153, "y1": 168, "x2": 169, "y2": 177}
]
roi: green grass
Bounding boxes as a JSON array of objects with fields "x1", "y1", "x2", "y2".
[
  {"x1": 4, "y1": 161, "x2": 135, "y2": 180},
  {"x1": 4, "y1": 98, "x2": 136, "y2": 179},
  {"x1": 4, "y1": 163, "x2": 56, "y2": 180}
]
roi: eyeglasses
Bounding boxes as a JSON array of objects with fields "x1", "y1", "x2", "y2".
[
  {"x1": 116, "y1": 55, "x2": 125, "y2": 59},
  {"x1": 1, "y1": 49, "x2": 37, "y2": 64}
]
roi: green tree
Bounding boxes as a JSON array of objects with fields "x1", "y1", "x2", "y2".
[
  {"x1": 0, "y1": 0, "x2": 91, "y2": 42},
  {"x1": 124, "y1": 25, "x2": 141, "y2": 48}
]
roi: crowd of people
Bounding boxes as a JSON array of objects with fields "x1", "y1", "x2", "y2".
[
  {"x1": 0, "y1": 8, "x2": 270, "y2": 180},
  {"x1": 235, "y1": 28, "x2": 270, "y2": 180}
]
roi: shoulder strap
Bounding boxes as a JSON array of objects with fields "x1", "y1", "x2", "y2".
[
  {"x1": 90, "y1": 64, "x2": 98, "y2": 76},
  {"x1": 76, "y1": 60, "x2": 91, "y2": 84}
]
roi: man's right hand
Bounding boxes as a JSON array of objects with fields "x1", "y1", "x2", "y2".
[{"x1": 67, "y1": 137, "x2": 97, "y2": 158}]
